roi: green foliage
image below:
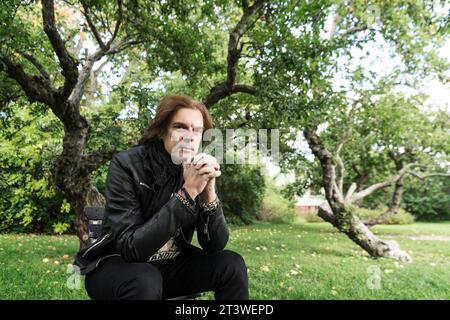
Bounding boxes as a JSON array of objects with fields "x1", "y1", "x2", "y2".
[
  {"x1": 403, "y1": 175, "x2": 450, "y2": 221},
  {"x1": 354, "y1": 206, "x2": 415, "y2": 225},
  {"x1": 1, "y1": 0, "x2": 449, "y2": 239},
  {"x1": 258, "y1": 177, "x2": 297, "y2": 223},
  {"x1": 217, "y1": 161, "x2": 266, "y2": 225},
  {"x1": 0, "y1": 101, "x2": 74, "y2": 234},
  {"x1": 52, "y1": 222, "x2": 71, "y2": 235},
  {"x1": 303, "y1": 211, "x2": 325, "y2": 223}
]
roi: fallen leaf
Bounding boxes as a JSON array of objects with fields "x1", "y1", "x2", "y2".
[{"x1": 260, "y1": 266, "x2": 270, "y2": 272}]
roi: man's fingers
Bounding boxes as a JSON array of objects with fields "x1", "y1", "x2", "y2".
[
  {"x1": 192, "y1": 153, "x2": 206, "y2": 165},
  {"x1": 193, "y1": 155, "x2": 220, "y2": 170},
  {"x1": 204, "y1": 170, "x2": 220, "y2": 180},
  {"x1": 193, "y1": 154, "x2": 218, "y2": 166},
  {"x1": 183, "y1": 155, "x2": 195, "y2": 165},
  {"x1": 195, "y1": 158, "x2": 217, "y2": 170},
  {"x1": 198, "y1": 166, "x2": 215, "y2": 176}
]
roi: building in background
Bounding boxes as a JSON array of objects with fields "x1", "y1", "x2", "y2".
[{"x1": 295, "y1": 190, "x2": 326, "y2": 218}]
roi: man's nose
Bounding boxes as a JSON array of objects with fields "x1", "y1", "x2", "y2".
[{"x1": 182, "y1": 129, "x2": 195, "y2": 141}]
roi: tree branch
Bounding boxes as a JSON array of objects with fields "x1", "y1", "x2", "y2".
[
  {"x1": 41, "y1": 0, "x2": 78, "y2": 101},
  {"x1": 81, "y1": 2, "x2": 107, "y2": 50},
  {"x1": 68, "y1": 49, "x2": 105, "y2": 108},
  {"x1": 344, "y1": 182, "x2": 357, "y2": 204},
  {"x1": 203, "y1": 0, "x2": 266, "y2": 108},
  {"x1": 349, "y1": 164, "x2": 415, "y2": 204},
  {"x1": 335, "y1": 153, "x2": 345, "y2": 194},
  {"x1": 341, "y1": 25, "x2": 371, "y2": 38},
  {"x1": 332, "y1": 132, "x2": 351, "y2": 197},
  {"x1": 204, "y1": 83, "x2": 257, "y2": 108},
  {"x1": 106, "y1": 39, "x2": 142, "y2": 55},
  {"x1": 84, "y1": 59, "x2": 108, "y2": 105},
  {"x1": 241, "y1": 0, "x2": 249, "y2": 12},
  {"x1": 364, "y1": 176, "x2": 404, "y2": 226},
  {"x1": 106, "y1": 0, "x2": 123, "y2": 48},
  {"x1": 328, "y1": 12, "x2": 341, "y2": 41},
  {"x1": 71, "y1": 30, "x2": 87, "y2": 59},
  {"x1": 406, "y1": 171, "x2": 450, "y2": 180},
  {"x1": 304, "y1": 125, "x2": 343, "y2": 205},
  {"x1": 0, "y1": 56, "x2": 56, "y2": 108},
  {"x1": 317, "y1": 202, "x2": 337, "y2": 225},
  {"x1": 15, "y1": 50, "x2": 51, "y2": 82},
  {"x1": 80, "y1": 149, "x2": 115, "y2": 175}
]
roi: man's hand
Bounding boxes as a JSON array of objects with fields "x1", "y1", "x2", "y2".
[
  {"x1": 192, "y1": 153, "x2": 221, "y2": 203},
  {"x1": 201, "y1": 177, "x2": 217, "y2": 203},
  {"x1": 182, "y1": 153, "x2": 220, "y2": 200}
]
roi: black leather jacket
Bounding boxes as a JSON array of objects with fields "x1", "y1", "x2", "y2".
[{"x1": 74, "y1": 141, "x2": 229, "y2": 275}]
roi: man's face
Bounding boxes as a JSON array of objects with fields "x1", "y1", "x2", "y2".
[{"x1": 162, "y1": 107, "x2": 204, "y2": 164}]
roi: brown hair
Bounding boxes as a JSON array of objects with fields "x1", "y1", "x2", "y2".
[{"x1": 138, "y1": 95, "x2": 213, "y2": 146}]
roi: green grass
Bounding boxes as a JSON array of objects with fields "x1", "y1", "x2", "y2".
[{"x1": 0, "y1": 221, "x2": 449, "y2": 300}]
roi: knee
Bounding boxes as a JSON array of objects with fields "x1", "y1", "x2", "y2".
[
  {"x1": 118, "y1": 264, "x2": 163, "y2": 300},
  {"x1": 217, "y1": 250, "x2": 248, "y2": 277}
]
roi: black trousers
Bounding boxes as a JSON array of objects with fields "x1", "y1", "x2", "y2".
[{"x1": 85, "y1": 245, "x2": 249, "y2": 300}]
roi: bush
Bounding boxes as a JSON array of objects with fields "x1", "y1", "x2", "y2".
[
  {"x1": 354, "y1": 206, "x2": 415, "y2": 225},
  {"x1": 403, "y1": 175, "x2": 450, "y2": 221},
  {"x1": 258, "y1": 178, "x2": 296, "y2": 223},
  {"x1": 216, "y1": 162, "x2": 266, "y2": 225},
  {"x1": 0, "y1": 106, "x2": 76, "y2": 234},
  {"x1": 303, "y1": 211, "x2": 324, "y2": 223}
]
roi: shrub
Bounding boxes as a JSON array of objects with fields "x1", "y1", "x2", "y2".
[
  {"x1": 354, "y1": 206, "x2": 415, "y2": 225},
  {"x1": 303, "y1": 211, "x2": 324, "y2": 223},
  {"x1": 258, "y1": 178, "x2": 296, "y2": 223},
  {"x1": 403, "y1": 175, "x2": 450, "y2": 221},
  {"x1": 216, "y1": 162, "x2": 266, "y2": 225},
  {"x1": 0, "y1": 106, "x2": 75, "y2": 234}
]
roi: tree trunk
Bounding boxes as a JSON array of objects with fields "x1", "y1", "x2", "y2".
[
  {"x1": 304, "y1": 126, "x2": 412, "y2": 262},
  {"x1": 54, "y1": 115, "x2": 111, "y2": 250},
  {"x1": 74, "y1": 184, "x2": 106, "y2": 250},
  {"x1": 318, "y1": 204, "x2": 412, "y2": 262},
  {"x1": 1, "y1": 0, "x2": 125, "y2": 250}
]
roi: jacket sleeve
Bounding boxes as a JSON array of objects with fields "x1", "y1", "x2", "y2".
[
  {"x1": 104, "y1": 155, "x2": 198, "y2": 262},
  {"x1": 196, "y1": 184, "x2": 229, "y2": 252}
]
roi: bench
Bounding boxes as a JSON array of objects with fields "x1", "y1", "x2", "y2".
[{"x1": 84, "y1": 206, "x2": 203, "y2": 300}]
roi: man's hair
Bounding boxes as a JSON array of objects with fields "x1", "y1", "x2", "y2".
[{"x1": 138, "y1": 95, "x2": 213, "y2": 146}]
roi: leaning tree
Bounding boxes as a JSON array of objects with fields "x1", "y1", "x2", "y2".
[{"x1": 246, "y1": 0, "x2": 449, "y2": 261}]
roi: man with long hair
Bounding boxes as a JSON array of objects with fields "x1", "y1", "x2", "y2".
[{"x1": 75, "y1": 95, "x2": 249, "y2": 300}]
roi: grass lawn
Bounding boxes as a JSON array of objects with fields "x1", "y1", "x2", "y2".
[{"x1": 0, "y1": 221, "x2": 449, "y2": 300}]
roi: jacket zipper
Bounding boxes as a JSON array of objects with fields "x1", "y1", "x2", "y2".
[
  {"x1": 139, "y1": 182, "x2": 153, "y2": 190},
  {"x1": 82, "y1": 233, "x2": 111, "y2": 258},
  {"x1": 95, "y1": 254, "x2": 120, "y2": 268}
]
